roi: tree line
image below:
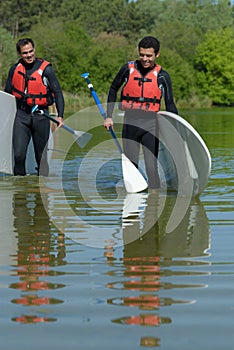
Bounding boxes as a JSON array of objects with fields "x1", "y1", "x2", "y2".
[{"x1": 0, "y1": 0, "x2": 234, "y2": 108}]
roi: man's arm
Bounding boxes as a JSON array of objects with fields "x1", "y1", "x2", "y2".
[
  {"x1": 106, "y1": 63, "x2": 129, "y2": 118},
  {"x1": 43, "y1": 65, "x2": 65, "y2": 119},
  {"x1": 104, "y1": 64, "x2": 129, "y2": 130},
  {"x1": 4, "y1": 65, "x2": 16, "y2": 94},
  {"x1": 158, "y1": 70, "x2": 178, "y2": 115}
]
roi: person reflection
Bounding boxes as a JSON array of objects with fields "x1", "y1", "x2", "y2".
[
  {"x1": 10, "y1": 189, "x2": 66, "y2": 324},
  {"x1": 109, "y1": 192, "x2": 209, "y2": 346},
  {"x1": 115, "y1": 193, "x2": 170, "y2": 328}
]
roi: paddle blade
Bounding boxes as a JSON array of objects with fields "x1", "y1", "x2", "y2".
[
  {"x1": 121, "y1": 154, "x2": 148, "y2": 193},
  {"x1": 73, "y1": 131, "x2": 92, "y2": 148}
]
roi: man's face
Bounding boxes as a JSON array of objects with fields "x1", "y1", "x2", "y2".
[
  {"x1": 19, "y1": 43, "x2": 35, "y2": 64},
  {"x1": 139, "y1": 47, "x2": 159, "y2": 69}
]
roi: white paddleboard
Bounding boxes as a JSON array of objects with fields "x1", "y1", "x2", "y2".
[
  {"x1": 0, "y1": 90, "x2": 53, "y2": 175},
  {"x1": 157, "y1": 111, "x2": 211, "y2": 196}
]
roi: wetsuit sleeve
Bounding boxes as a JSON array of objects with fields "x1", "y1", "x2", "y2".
[
  {"x1": 107, "y1": 63, "x2": 129, "y2": 118},
  {"x1": 158, "y1": 70, "x2": 178, "y2": 115},
  {"x1": 43, "y1": 65, "x2": 65, "y2": 118},
  {"x1": 4, "y1": 65, "x2": 16, "y2": 94}
]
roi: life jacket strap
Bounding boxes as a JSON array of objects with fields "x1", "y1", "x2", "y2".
[
  {"x1": 134, "y1": 77, "x2": 152, "y2": 83},
  {"x1": 122, "y1": 94, "x2": 160, "y2": 105}
]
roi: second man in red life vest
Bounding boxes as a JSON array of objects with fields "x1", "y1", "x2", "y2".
[
  {"x1": 5, "y1": 37, "x2": 64, "y2": 176},
  {"x1": 104, "y1": 36, "x2": 178, "y2": 189}
]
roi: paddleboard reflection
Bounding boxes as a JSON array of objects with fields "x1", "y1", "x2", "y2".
[
  {"x1": 107, "y1": 193, "x2": 210, "y2": 347},
  {"x1": 122, "y1": 192, "x2": 210, "y2": 258}
]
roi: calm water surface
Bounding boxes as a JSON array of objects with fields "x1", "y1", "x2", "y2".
[{"x1": 0, "y1": 108, "x2": 233, "y2": 350}]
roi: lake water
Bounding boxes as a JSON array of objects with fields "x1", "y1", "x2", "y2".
[{"x1": 0, "y1": 108, "x2": 233, "y2": 350}]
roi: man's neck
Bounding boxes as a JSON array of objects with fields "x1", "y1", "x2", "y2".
[
  {"x1": 136, "y1": 60, "x2": 156, "y2": 76},
  {"x1": 20, "y1": 58, "x2": 36, "y2": 70}
]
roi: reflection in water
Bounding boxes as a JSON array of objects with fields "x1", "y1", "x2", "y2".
[
  {"x1": 106, "y1": 193, "x2": 210, "y2": 347},
  {"x1": 121, "y1": 192, "x2": 210, "y2": 258},
  {"x1": 0, "y1": 189, "x2": 17, "y2": 269},
  {"x1": 11, "y1": 315, "x2": 57, "y2": 324},
  {"x1": 9, "y1": 188, "x2": 66, "y2": 323},
  {"x1": 0, "y1": 109, "x2": 233, "y2": 349}
]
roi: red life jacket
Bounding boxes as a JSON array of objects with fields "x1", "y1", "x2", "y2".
[
  {"x1": 121, "y1": 62, "x2": 162, "y2": 112},
  {"x1": 11, "y1": 59, "x2": 54, "y2": 107}
]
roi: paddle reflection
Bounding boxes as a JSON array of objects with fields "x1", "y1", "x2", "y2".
[
  {"x1": 9, "y1": 189, "x2": 66, "y2": 324},
  {"x1": 106, "y1": 192, "x2": 210, "y2": 346}
]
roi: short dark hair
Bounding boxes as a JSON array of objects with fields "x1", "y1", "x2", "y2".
[
  {"x1": 16, "y1": 38, "x2": 34, "y2": 53},
  {"x1": 138, "y1": 36, "x2": 160, "y2": 55}
]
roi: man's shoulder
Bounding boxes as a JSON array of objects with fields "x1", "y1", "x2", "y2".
[
  {"x1": 36, "y1": 59, "x2": 53, "y2": 76},
  {"x1": 10, "y1": 61, "x2": 20, "y2": 70},
  {"x1": 158, "y1": 68, "x2": 170, "y2": 78},
  {"x1": 35, "y1": 58, "x2": 50, "y2": 68}
]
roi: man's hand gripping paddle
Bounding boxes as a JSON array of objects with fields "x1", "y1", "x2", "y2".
[{"x1": 31, "y1": 105, "x2": 92, "y2": 148}]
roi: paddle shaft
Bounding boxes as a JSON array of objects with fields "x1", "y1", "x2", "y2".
[
  {"x1": 82, "y1": 75, "x2": 123, "y2": 154},
  {"x1": 44, "y1": 112, "x2": 78, "y2": 135},
  {"x1": 33, "y1": 108, "x2": 77, "y2": 135},
  {"x1": 31, "y1": 105, "x2": 93, "y2": 149}
]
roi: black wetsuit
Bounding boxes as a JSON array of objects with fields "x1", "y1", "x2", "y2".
[
  {"x1": 5, "y1": 58, "x2": 64, "y2": 176},
  {"x1": 107, "y1": 60, "x2": 178, "y2": 189}
]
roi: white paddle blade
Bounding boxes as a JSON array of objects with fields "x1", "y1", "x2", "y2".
[
  {"x1": 73, "y1": 130, "x2": 92, "y2": 148},
  {"x1": 121, "y1": 154, "x2": 148, "y2": 193}
]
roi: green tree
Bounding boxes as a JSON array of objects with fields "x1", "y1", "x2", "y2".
[
  {"x1": 28, "y1": 18, "x2": 92, "y2": 92},
  {"x1": 135, "y1": 0, "x2": 234, "y2": 62},
  {"x1": 195, "y1": 27, "x2": 234, "y2": 105},
  {"x1": 1, "y1": 0, "x2": 234, "y2": 106},
  {"x1": 0, "y1": 0, "x2": 62, "y2": 37},
  {"x1": 29, "y1": 19, "x2": 134, "y2": 94},
  {"x1": 74, "y1": 0, "x2": 144, "y2": 40},
  {"x1": 136, "y1": 0, "x2": 233, "y2": 33},
  {"x1": 0, "y1": 26, "x2": 16, "y2": 88},
  {"x1": 157, "y1": 47, "x2": 196, "y2": 103},
  {"x1": 87, "y1": 33, "x2": 133, "y2": 93}
]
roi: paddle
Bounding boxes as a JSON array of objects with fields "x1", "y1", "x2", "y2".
[
  {"x1": 81, "y1": 72, "x2": 148, "y2": 193},
  {"x1": 31, "y1": 105, "x2": 92, "y2": 148}
]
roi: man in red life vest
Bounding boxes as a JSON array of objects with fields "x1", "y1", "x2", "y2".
[
  {"x1": 104, "y1": 36, "x2": 178, "y2": 189},
  {"x1": 5, "y1": 38, "x2": 64, "y2": 176}
]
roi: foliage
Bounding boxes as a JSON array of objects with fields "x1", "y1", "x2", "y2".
[
  {"x1": 1, "y1": 0, "x2": 234, "y2": 106},
  {"x1": 28, "y1": 19, "x2": 92, "y2": 92},
  {"x1": 157, "y1": 48, "x2": 196, "y2": 102},
  {"x1": 58, "y1": 0, "x2": 144, "y2": 40},
  {"x1": 87, "y1": 33, "x2": 135, "y2": 93},
  {"x1": 0, "y1": 0, "x2": 61, "y2": 38},
  {"x1": 195, "y1": 27, "x2": 234, "y2": 105},
  {"x1": 28, "y1": 20, "x2": 134, "y2": 94},
  {"x1": 0, "y1": 27, "x2": 16, "y2": 88}
]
